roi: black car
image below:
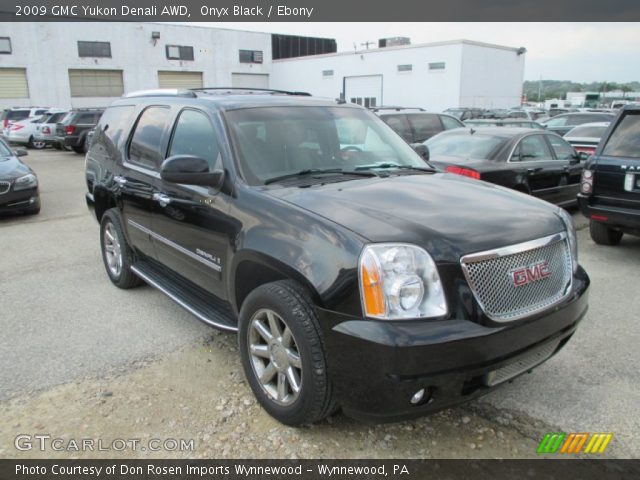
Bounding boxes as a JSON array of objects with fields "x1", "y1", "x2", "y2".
[
  {"x1": 56, "y1": 109, "x2": 104, "y2": 154},
  {"x1": 578, "y1": 105, "x2": 640, "y2": 245},
  {"x1": 372, "y1": 108, "x2": 464, "y2": 143},
  {"x1": 0, "y1": 139, "x2": 40, "y2": 215},
  {"x1": 464, "y1": 119, "x2": 544, "y2": 129},
  {"x1": 540, "y1": 112, "x2": 615, "y2": 137},
  {"x1": 425, "y1": 127, "x2": 584, "y2": 206},
  {"x1": 85, "y1": 89, "x2": 589, "y2": 425}
]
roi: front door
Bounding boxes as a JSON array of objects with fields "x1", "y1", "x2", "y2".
[
  {"x1": 512, "y1": 134, "x2": 566, "y2": 200},
  {"x1": 151, "y1": 108, "x2": 231, "y2": 300}
]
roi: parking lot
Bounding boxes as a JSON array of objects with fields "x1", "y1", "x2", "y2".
[{"x1": 0, "y1": 148, "x2": 638, "y2": 459}]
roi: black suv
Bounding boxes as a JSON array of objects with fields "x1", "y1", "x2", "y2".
[
  {"x1": 85, "y1": 88, "x2": 589, "y2": 425},
  {"x1": 578, "y1": 104, "x2": 640, "y2": 245},
  {"x1": 372, "y1": 107, "x2": 464, "y2": 143},
  {"x1": 57, "y1": 109, "x2": 104, "y2": 154}
]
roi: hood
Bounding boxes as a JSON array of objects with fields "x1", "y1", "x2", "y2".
[
  {"x1": 0, "y1": 156, "x2": 31, "y2": 179},
  {"x1": 268, "y1": 173, "x2": 564, "y2": 262}
]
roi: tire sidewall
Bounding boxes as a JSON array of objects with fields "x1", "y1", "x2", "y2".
[{"x1": 100, "y1": 210, "x2": 124, "y2": 283}]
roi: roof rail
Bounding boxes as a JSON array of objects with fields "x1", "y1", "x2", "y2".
[
  {"x1": 123, "y1": 89, "x2": 197, "y2": 99},
  {"x1": 369, "y1": 106, "x2": 426, "y2": 112},
  {"x1": 191, "y1": 87, "x2": 311, "y2": 96}
]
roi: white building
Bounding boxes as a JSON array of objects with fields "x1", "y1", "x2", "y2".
[
  {"x1": 272, "y1": 40, "x2": 526, "y2": 111},
  {"x1": 0, "y1": 23, "x2": 525, "y2": 112},
  {"x1": 0, "y1": 22, "x2": 274, "y2": 109}
]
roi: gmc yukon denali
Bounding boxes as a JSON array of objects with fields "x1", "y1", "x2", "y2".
[{"x1": 85, "y1": 89, "x2": 590, "y2": 425}]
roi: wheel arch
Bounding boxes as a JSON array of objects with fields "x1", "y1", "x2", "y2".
[{"x1": 93, "y1": 185, "x2": 117, "y2": 223}]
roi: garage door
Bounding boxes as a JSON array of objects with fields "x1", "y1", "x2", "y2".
[
  {"x1": 158, "y1": 71, "x2": 203, "y2": 89},
  {"x1": 231, "y1": 73, "x2": 270, "y2": 89},
  {"x1": 344, "y1": 75, "x2": 383, "y2": 108},
  {"x1": 0, "y1": 68, "x2": 29, "y2": 98},
  {"x1": 69, "y1": 69, "x2": 124, "y2": 97}
]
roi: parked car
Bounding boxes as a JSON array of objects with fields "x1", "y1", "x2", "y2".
[
  {"x1": 425, "y1": 127, "x2": 584, "y2": 206},
  {"x1": 33, "y1": 111, "x2": 71, "y2": 149},
  {"x1": 56, "y1": 109, "x2": 104, "y2": 154},
  {"x1": 540, "y1": 112, "x2": 616, "y2": 137},
  {"x1": 373, "y1": 108, "x2": 464, "y2": 143},
  {"x1": 85, "y1": 88, "x2": 588, "y2": 425},
  {"x1": 465, "y1": 119, "x2": 544, "y2": 129},
  {"x1": 578, "y1": 105, "x2": 640, "y2": 245},
  {"x1": 507, "y1": 109, "x2": 548, "y2": 122},
  {"x1": 443, "y1": 108, "x2": 484, "y2": 121},
  {"x1": 0, "y1": 139, "x2": 40, "y2": 215},
  {"x1": 1, "y1": 107, "x2": 50, "y2": 131},
  {"x1": 3, "y1": 116, "x2": 47, "y2": 148},
  {"x1": 563, "y1": 122, "x2": 610, "y2": 157}
]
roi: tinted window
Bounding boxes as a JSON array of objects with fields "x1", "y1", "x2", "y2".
[
  {"x1": 602, "y1": 112, "x2": 640, "y2": 159},
  {"x1": 128, "y1": 107, "x2": 171, "y2": 169},
  {"x1": 47, "y1": 112, "x2": 67, "y2": 123},
  {"x1": 4, "y1": 110, "x2": 29, "y2": 121},
  {"x1": 426, "y1": 132, "x2": 506, "y2": 159},
  {"x1": 565, "y1": 125, "x2": 609, "y2": 138},
  {"x1": 407, "y1": 114, "x2": 443, "y2": 142},
  {"x1": 96, "y1": 105, "x2": 135, "y2": 149},
  {"x1": 169, "y1": 110, "x2": 221, "y2": 169},
  {"x1": 440, "y1": 115, "x2": 463, "y2": 130},
  {"x1": 0, "y1": 139, "x2": 12, "y2": 156},
  {"x1": 546, "y1": 135, "x2": 575, "y2": 160},
  {"x1": 380, "y1": 115, "x2": 413, "y2": 142},
  {"x1": 544, "y1": 116, "x2": 568, "y2": 127},
  {"x1": 515, "y1": 135, "x2": 553, "y2": 161}
]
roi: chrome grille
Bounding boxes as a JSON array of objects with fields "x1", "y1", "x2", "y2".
[
  {"x1": 461, "y1": 233, "x2": 572, "y2": 322},
  {"x1": 0, "y1": 181, "x2": 10, "y2": 195}
]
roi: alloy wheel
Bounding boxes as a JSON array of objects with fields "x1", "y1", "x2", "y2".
[{"x1": 103, "y1": 222, "x2": 122, "y2": 277}]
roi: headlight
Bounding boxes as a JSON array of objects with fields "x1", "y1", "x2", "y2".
[
  {"x1": 359, "y1": 243, "x2": 448, "y2": 319},
  {"x1": 13, "y1": 173, "x2": 38, "y2": 191},
  {"x1": 556, "y1": 208, "x2": 578, "y2": 273}
]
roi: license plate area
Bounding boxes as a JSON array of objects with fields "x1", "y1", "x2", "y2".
[
  {"x1": 624, "y1": 172, "x2": 640, "y2": 193},
  {"x1": 484, "y1": 340, "x2": 560, "y2": 387}
]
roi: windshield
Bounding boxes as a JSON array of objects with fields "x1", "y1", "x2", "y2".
[
  {"x1": 226, "y1": 106, "x2": 428, "y2": 185},
  {"x1": 445, "y1": 109, "x2": 464, "y2": 119},
  {"x1": 426, "y1": 131, "x2": 506, "y2": 159}
]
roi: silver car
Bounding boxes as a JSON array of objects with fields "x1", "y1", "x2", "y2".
[{"x1": 33, "y1": 111, "x2": 70, "y2": 149}]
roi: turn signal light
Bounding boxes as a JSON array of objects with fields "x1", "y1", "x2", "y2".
[
  {"x1": 360, "y1": 252, "x2": 385, "y2": 317},
  {"x1": 42, "y1": 126, "x2": 51, "y2": 134},
  {"x1": 445, "y1": 166, "x2": 481, "y2": 180},
  {"x1": 581, "y1": 170, "x2": 594, "y2": 195}
]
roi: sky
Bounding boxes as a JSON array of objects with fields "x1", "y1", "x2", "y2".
[{"x1": 188, "y1": 22, "x2": 640, "y2": 83}]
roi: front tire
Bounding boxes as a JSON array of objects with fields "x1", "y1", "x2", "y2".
[
  {"x1": 590, "y1": 220, "x2": 623, "y2": 246},
  {"x1": 28, "y1": 136, "x2": 46, "y2": 150},
  {"x1": 238, "y1": 280, "x2": 335, "y2": 426},
  {"x1": 100, "y1": 208, "x2": 142, "y2": 289}
]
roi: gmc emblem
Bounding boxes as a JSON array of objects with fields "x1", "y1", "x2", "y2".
[{"x1": 511, "y1": 261, "x2": 551, "y2": 287}]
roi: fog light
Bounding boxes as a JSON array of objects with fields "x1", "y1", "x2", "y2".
[
  {"x1": 581, "y1": 182, "x2": 592, "y2": 194},
  {"x1": 410, "y1": 388, "x2": 425, "y2": 405}
]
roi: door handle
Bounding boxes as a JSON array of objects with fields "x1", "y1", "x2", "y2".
[
  {"x1": 527, "y1": 168, "x2": 539, "y2": 174},
  {"x1": 114, "y1": 175, "x2": 127, "y2": 186},
  {"x1": 152, "y1": 193, "x2": 171, "y2": 207}
]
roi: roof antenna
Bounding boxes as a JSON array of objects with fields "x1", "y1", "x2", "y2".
[{"x1": 470, "y1": 128, "x2": 476, "y2": 135}]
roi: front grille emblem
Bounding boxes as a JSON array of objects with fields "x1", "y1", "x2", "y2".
[{"x1": 511, "y1": 261, "x2": 551, "y2": 287}]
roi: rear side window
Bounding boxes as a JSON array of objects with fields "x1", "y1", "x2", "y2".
[
  {"x1": 96, "y1": 105, "x2": 135, "y2": 150},
  {"x1": 407, "y1": 114, "x2": 443, "y2": 142},
  {"x1": 517, "y1": 135, "x2": 553, "y2": 161},
  {"x1": 380, "y1": 115, "x2": 413, "y2": 143},
  {"x1": 128, "y1": 106, "x2": 171, "y2": 169},
  {"x1": 602, "y1": 113, "x2": 640, "y2": 159},
  {"x1": 546, "y1": 135, "x2": 575, "y2": 160},
  {"x1": 440, "y1": 115, "x2": 463, "y2": 130},
  {"x1": 168, "y1": 109, "x2": 221, "y2": 169},
  {"x1": 76, "y1": 112, "x2": 102, "y2": 124},
  {"x1": 47, "y1": 112, "x2": 67, "y2": 123}
]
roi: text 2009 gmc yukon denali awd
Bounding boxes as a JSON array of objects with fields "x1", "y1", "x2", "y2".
[{"x1": 85, "y1": 88, "x2": 589, "y2": 425}]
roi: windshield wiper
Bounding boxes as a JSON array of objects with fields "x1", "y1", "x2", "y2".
[
  {"x1": 264, "y1": 168, "x2": 377, "y2": 185},
  {"x1": 355, "y1": 163, "x2": 436, "y2": 173}
]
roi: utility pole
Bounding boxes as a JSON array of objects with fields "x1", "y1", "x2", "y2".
[
  {"x1": 538, "y1": 75, "x2": 542, "y2": 106},
  {"x1": 361, "y1": 41, "x2": 375, "y2": 49}
]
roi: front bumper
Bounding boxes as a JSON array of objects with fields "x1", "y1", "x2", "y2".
[
  {"x1": 319, "y1": 266, "x2": 589, "y2": 422},
  {"x1": 578, "y1": 193, "x2": 640, "y2": 233},
  {"x1": 0, "y1": 187, "x2": 40, "y2": 214}
]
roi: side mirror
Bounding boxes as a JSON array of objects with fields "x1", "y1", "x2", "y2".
[
  {"x1": 160, "y1": 155, "x2": 223, "y2": 188},
  {"x1": 578, "y1": 151, "x2": 590, "y2": 162},
  {"x1": 411, "y1": 143, "x2": 430, "y2": 161},
  {"x1": 14, "y1": 149, "x2": 28, "y2": 157}
]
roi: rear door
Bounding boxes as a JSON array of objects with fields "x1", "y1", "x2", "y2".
[
  {"x1": 593, "y1": 110, "x2": 640, "y2": 206},
  {"x1": 544, "y1": 134, "x2": 582, "y2": 204},
  {"x1": 511, "y1": 134, "x2": 565, "y2": 200},
  {"x1": 119, "y1": 105, "x2": 172, "y2": 259}
]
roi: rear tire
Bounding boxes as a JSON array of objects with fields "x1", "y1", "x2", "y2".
[
  {"x1": 72, "y1": 146, "x2": 84, "y2": 154},
  {"x1": 238, "y1": 280, "x2": 335, "y2": 426},
  {"x1": 100, "y1": 208, "x2": 143, "y2": 289},
  {"x1": 590, "y1": 220, "x2": 623, "y2": 246},
  {"x1": 28, "y1": 136, "x2": 46, "y2": 150}
]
